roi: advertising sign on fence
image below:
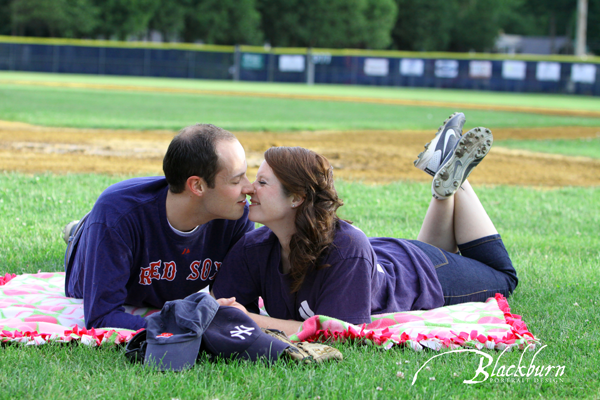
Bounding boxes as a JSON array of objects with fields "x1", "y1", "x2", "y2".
[
  {"x1": 312, "y1": 53, "x2": 332, "y2": 65},
  {"x1": 364, "y1": 58, "x2": 389, "y2": 76},
  {"x1": 536, "y1": 62, "x2": 561, "y2": 81},
  {"x1": 241, "y1": 54, "x2": 264, "y2": 70},
  {"x1": 502, "y1": 60, "x2": 526, "y2": 80},
  {"x1": 279, "y1": 55, "x2": 305, "y2": 72},
  {"x1": 469, "y1": 60, "x2": 492, "y2": 78},
  {"x1": 571, "y1": 63, "x2": 596, "y2": 84},
  {"x1": 400, "y1": 59, "x2": 424, "y2": 76},
  {"x1": 435, "y1": 60, "x2": 459, "y2": 78}
]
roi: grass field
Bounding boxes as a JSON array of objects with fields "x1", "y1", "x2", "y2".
[
  {"x1": 2, "y1": 72, "x2": 600, "y2": 133},
  {"x1": 1, "y1": 72, "x2": 599, "y2": 399},
  {"x1": 1, "y1": 174, "x2": 598, "y2": 399}
]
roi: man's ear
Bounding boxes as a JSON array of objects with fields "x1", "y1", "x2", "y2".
[{"x1": 186, "y1": 176, "x2": 205, "y2": 197}]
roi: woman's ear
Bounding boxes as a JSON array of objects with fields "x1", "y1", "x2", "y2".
[{"x1": 291, "y1": 195, "x2": 305, "y2": 208}]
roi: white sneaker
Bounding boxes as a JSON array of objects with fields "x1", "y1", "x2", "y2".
[
  {"x1": 432, "y1": 127, "x2": 493, "y2": 200},
  {"x1": 62, "y1": 220, "x2": 80, "y2": 244},
  {"x1": 414, "y1": 112, "x2": 466, "y2": 176}
]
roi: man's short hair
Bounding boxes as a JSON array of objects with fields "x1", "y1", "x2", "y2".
[{"x1": 163, "y1": 124, "x2": 237, "y2": 193}]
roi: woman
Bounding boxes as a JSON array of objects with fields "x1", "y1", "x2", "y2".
[{"x1": 213, "y1": 113, "x2": 518, "y2": 336}]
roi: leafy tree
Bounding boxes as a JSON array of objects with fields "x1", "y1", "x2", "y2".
[
  {"x1": 499, "y1": 0, "x2": 578, "y2": 38},
  {"x1": 447, "y1": 0, "x2": 514, "y2": 52},
  {"x1": 91, "y1": 0, "x2": 160, "y2": 40},
  {"x1": 362, "y1": 0, "x2": 398, "y2": 49},
  {"x1": 498, "y1": 0, "x2": 546, "y2": 35},
  {"x1": 182, "y1": 0, "x2": 262, "y2": 45},
  {"x1": 256, "y1": 0, "x2": 302, "y2": 47},
  {"x1": 147, "y1": 0, "x2": 190, "y2": 42},
  {"x1": 587, "y1": 0, "x2": 600, "y2": 54},
  {"x1": 257, "y1": 0, "x2": 397, "y2": 49},
  {"x1": 391, "y1": 0, "x2": 456, "y2": 51},
  {"x1": 10, "y1": 0, "x2": 98, "y2": 37},
  {"x1": 0, "y1": 0, "x2": 11, "y2": 35}
]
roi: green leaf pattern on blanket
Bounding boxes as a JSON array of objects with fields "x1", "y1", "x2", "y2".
[{"x1": 0, "y1": 272, "x2": 155, "y2": 338}]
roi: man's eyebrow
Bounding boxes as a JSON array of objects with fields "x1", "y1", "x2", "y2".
[{"x1": 231, "y1": 171, "x2": 246, "y2": 179}]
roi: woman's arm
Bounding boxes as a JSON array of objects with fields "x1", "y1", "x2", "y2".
[
  {"x1": 246, "y1": 314, "x2": 303, "y2": 337},
  {"x1": 216, "y1": 296, "x2": 303, "y2": 337}
]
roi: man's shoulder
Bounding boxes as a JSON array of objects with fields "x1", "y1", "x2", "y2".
[
  {"x1": 90, "y1": 177, "x2": 167, "y2": 224},
  {"x1": 95, "y1": 177, "x2": 166, "y2": 206},
  {"x1": 100, "y1": 176, "x2": 167, "y2": 198}
]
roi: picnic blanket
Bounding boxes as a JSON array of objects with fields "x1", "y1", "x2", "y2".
[{"x1": 1, "y1": 272, "x2": 539, "y2": 351}]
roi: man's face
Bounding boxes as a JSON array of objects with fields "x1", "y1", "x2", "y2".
[{"x1": 201, "y1": 139, "x2": 253, "y2": 221}]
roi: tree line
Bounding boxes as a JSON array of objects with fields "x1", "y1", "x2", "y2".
[{"x1": 0, "y1": 0, "x2": 598, "y2": 54}]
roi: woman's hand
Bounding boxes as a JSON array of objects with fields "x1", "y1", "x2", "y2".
[{"x1": 215, "y1": 297, "x2": 248, "y2": 314}]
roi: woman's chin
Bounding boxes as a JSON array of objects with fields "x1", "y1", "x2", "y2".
[{"x1": 248, "y1": 210, "x2": 263, "y2": 224}]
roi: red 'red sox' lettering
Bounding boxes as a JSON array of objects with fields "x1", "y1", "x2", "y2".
[
  {"x1": 187, "y1": 261, "x2": 201, "y2": 280},
  {"x1": 200, "y1": 259, "x2": 212, "y2": 281},
  {"x1": 161, "y1": 261, "x2": 176, "y2": 281},
  {"x1": 139, "y1": 260, "x2": 162, "y2": 285},
  {"x1": 140, "y1": 259, "x2": 221, "y2": 284},
  {"x1": 188, "y1": 259, "x2": 219, "y2": 281},
  {"x1": 209, "y1": 261, "x2": 222, "y2": 280}
]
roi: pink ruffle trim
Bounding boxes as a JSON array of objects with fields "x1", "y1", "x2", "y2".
[
  {"x1": 0, "y1": 273, "x2": 17, "y2": 286},
  {"x1": 295, "y1": 293, "x2": 539, "y2": 351},
  {"x1": 0, "y1": 325, "x2": 142, "y2": 346}
]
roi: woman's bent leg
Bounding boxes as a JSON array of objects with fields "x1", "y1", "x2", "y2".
[{"x1": 411, "y1": 237, "x2": 518, "y2": 305}]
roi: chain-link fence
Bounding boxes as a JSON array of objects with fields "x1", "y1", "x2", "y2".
[{"x1": 1, "y1": 37, "x2": 599, "y2": 95}]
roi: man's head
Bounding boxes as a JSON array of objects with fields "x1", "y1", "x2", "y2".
[
  {"x1": 163, "y1": 124, "x2": 235, "y2": 193},
  {"x1": 163, "y1": 124, "x2": 253, "y2": 222}
]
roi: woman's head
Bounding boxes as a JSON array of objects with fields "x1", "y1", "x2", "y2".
[{"x1": 254, "y1": 146, "x2": 344, "y2": 292}]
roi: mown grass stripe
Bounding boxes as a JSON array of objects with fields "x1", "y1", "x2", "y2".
[{"x1": 3, "y1": 79, "x2": 600, "y2": 118}]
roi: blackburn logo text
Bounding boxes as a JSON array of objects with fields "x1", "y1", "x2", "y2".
[{"x1": 412, "y1": 345, "x2": 565, "y2": 385}]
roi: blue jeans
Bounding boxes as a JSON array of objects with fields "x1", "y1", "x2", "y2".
[{"x1": 410, "y1": 234, "x2": 518, "y2": 305}]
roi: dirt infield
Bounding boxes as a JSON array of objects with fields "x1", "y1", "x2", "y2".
[{"x1": 1, "y1": 120, "x2": 599, "y2": 187}]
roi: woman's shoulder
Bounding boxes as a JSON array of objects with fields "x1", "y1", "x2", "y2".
[
  {"x1": 239, "y1": 225, "x2": 278, "y2": 248},
  {"x1": 330, "y1": 220, "x2": 373, "y2": 258},
  {"x1": 335, "y1": 220, "x2": 369, "y2": 239},
  {"x1": 224, "y1": 226, "x2": 277, "y2": 265}
]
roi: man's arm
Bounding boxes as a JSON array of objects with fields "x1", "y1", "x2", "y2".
[{"x1": 80, "y1": 223, "x2": 147, "y2": 330}]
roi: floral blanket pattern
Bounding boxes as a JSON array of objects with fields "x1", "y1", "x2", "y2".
[
  {"x1": 1, "y1": 272, "x2": 539, "y2": 350},
  {"x1": 0, "y1": 272, "x2": 151, "y2": 346},
  {"x1": 291, "y1": 294, "x2": 539, "y2": 351}
]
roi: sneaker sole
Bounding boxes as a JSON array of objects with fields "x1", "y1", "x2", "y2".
[
  {"x1": 414, "y1": 112, "x2": 465, "y2": 176},
  {"x1": 431, "y1": 127, "x2": 493, "y2": 200}
]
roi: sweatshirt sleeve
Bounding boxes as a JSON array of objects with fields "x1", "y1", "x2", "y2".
[
  {"x1": 79, "y1": 222, "x2": 147, "y2": 330},
  {"x1": 312, "y1": 256, "x2": 374, "y2": 325},
  {"x1": 212, "y1": 237, "x2": 260, "y2": 309}
]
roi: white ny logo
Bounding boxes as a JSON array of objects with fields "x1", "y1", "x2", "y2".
[{"x1": 230, "y1": 325, "x2": 255, "y2": 340}]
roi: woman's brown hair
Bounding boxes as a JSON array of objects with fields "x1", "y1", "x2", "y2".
[{"x1": 264, "y1": 146, "x2": 346, "y2": 293}]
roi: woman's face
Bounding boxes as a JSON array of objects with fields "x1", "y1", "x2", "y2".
[{"x1": 249, "y1": 161, "x2": 296, "y2": 226}]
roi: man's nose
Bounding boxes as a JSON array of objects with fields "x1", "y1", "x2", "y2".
[{"x1": 241, "y1": 177, "x2": 254, "y2": 194}]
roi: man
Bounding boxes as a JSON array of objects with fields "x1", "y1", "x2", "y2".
[{"x1": 64, "y1": 124, "x2": 255, "y2": 330}]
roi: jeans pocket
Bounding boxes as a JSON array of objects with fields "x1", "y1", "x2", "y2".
[{"x1": 408, "y1": 240, "x2": 449, "y2": 269}]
